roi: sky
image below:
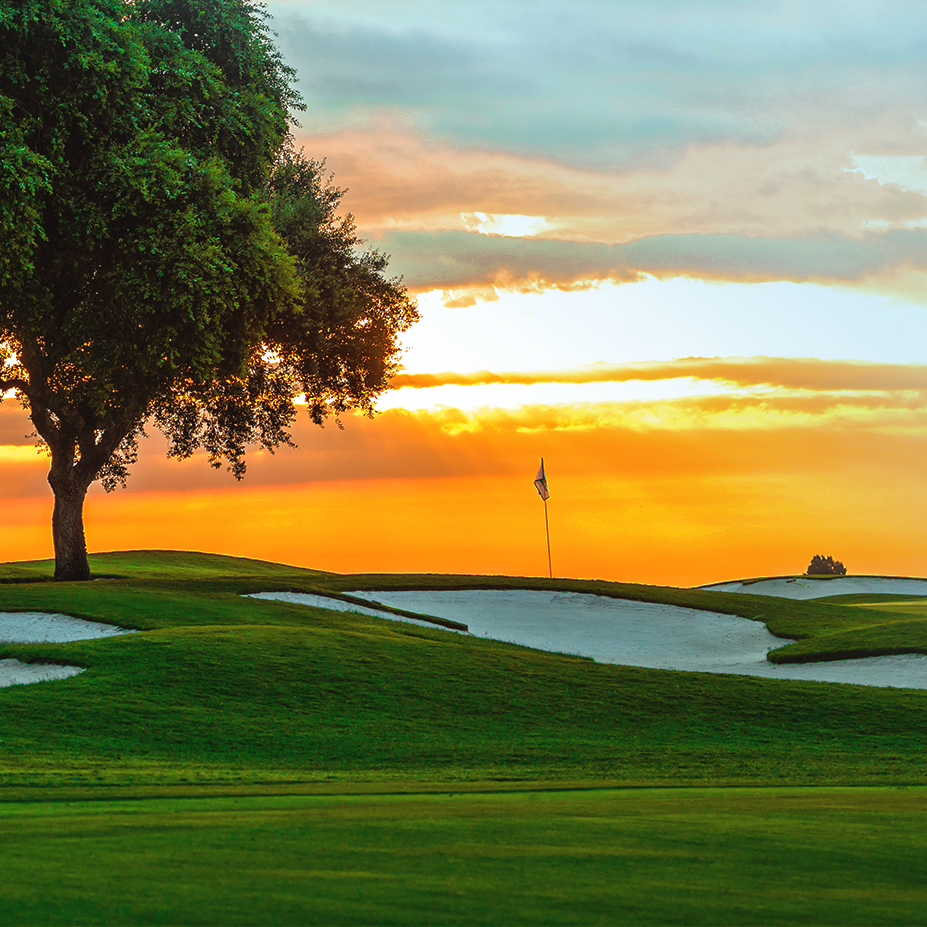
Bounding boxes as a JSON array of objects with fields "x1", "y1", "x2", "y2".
[{"x1": 5, "y1": 0, "x2": 927, "y2": 584}]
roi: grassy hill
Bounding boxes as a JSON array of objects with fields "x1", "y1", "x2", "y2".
[
  {"x1": 4, "y1": 551, "x2": 927, "y2": 924},
  {"x1": 2, "y1": 550, "x2": 927, "y2": 793}
]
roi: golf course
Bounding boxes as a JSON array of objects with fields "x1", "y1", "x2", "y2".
[{"x1": 2, "y1": 550, "x2": 927, "y2": 924}]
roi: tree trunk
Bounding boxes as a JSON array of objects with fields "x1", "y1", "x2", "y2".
[
  {"x1": 49, "y1": 476, "x2": 92, "y2": 582},
  {"x1": 38, "y1": 412, "x2": 135, "y2": 582}
]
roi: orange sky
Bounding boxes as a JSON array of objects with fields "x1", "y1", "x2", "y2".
[
  {"x1": 3, "y1": 356, "x2": 927, "y2": 585},
  {"x1": 5, "y1": 2, "x2": 927, "y2": 586}
]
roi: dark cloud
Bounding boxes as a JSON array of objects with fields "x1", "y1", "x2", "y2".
[{"x1": 377, "y1": 228, "x2": 927, "y2": 289}]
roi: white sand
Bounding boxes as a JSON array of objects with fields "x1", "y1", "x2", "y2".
[
  {"x1": 246, "y1": 592, "x2": 455, "y2": 631},
  {"x1": 700, "y1": 576, "x2": 927, "y2": 599},
  {"x1": 0, "y1": 612, "x2": 136, "y2": 644},
  {"x1": 0, "y1": 658, "x2": 84, "y2": 686},
  {"x1": 0, "y1": 612, "x2": 136, "y2": 688},
  {"x1": 342, "y1": 588, "x2": 927, "y2": 690}
]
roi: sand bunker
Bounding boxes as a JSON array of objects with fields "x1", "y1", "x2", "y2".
[
  {"x1": 0, "y1": 658, "x2": 84, "y2": 687},
  {"x1": 700, "y1": 576, "x2": 927, "y2": 599},
  {"x1": 246, "y1": 592, "x2": 454, "y2": 630},
  {"x1": 335, "y1": 589, "x2": 927, "y2": 690},
  {"x1": 0, "y1": 612, "x2": 136, "y2": 644},
  {"x1": 0, "y1": 612, "x2": 136, "y2": 688}
]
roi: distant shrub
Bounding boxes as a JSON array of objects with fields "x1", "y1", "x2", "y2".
[{"x1": 806, "y1": 555, "x2": 847, "y2": 575}]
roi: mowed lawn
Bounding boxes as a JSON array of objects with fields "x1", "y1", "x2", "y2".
[
  {"x1": 843, "y1": 596, "x2": 927, "y2": 620},
  {"x1": 3, "y1": 787, "x2": 927, "y2": 926},
  {"x1": 3, "y1": 551, "x2": 927, "y2": 924}
]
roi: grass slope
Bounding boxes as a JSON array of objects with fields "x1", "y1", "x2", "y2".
[{"x1": 1, "y1": 551, "x2": 927, "y2": 790}]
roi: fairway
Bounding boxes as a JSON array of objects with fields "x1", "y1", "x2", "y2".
[{"x1": 2, "y1": 786, "x2": 925, "y2": 925}]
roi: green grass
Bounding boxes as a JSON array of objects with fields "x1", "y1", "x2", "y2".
[
  {"x1": 2, "y1": 787, "x2": 926, "y2": 925},
  {"x1": 843, "y1": 596, "x2": 927, "y2": 617},
  {"x1": 760, "y1": 593, "x2": 927, "y2": 663},
  {"x1": 4, "y1": 551, "x2": 927, "y2": 924},
  {"x1": 2, "y1": 551, "x2": 927, "y2": 789},
  {"x1": 0, "y1": 549, "x2": 332, "y2": 582}
]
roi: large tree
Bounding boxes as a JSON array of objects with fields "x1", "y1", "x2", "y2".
[{"x1": 0, "y1": 0, "x2": 417, "y2": 580}]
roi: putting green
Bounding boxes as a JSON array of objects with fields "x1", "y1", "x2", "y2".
[{"x1": 846, "y1": 597, "x2": 927, "y2": 618}]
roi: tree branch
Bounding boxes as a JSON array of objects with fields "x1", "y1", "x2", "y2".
[{"x1": 0, "y1": 377, "x2": 31, "y2": 397}]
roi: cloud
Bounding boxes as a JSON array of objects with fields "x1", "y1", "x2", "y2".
[
  {"x1": 0, "y1": 364, "x2": 923, "y2": 502},
  {"x1": 390, "y1": 357, "x2": 927, "y2": 392},
  {"x1": 288, "y1": 122, "x2": 927, "y2": 295},
  {"x1": 373, "y1": 228, "x2": 927, "y2": 291},
  {"x1": 270, "y1": 1, "x2": 927, "y2": 168},
  {"x1": 271, "y1": 18, "x2": 513, "y2": 103},
  {"x1": 294, "y1": 124, "x2": 927, "y2": 241},
  {"x1": 271, "y1": 2, "x2": 927, "y2": 295}
]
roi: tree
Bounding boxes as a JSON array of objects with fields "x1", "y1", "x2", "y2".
[
  {"x1": 806, "y1": 555, "x2": 847, "y2": 576},
  {"x1": 0, "y1": 0, "x2": 417, "y2": 580}
]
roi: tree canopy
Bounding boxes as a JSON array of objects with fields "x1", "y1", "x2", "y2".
[
  {"x1": 0, "y1": 0, "x2": 418, "y2": 579},
  {"x1": 806, "y1": 555, "x2": 847, "y2": 576}
]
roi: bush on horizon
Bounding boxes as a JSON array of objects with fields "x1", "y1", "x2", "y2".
[{"x1": 807, "y1": 554, "x2": 847, "y2": 575}]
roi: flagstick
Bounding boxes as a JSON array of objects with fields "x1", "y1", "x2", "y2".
[{"x1": 544, "y1": 497, "x2": 552, "y2": 579}]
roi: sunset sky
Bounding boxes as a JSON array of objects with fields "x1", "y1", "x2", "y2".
[{"x1": 5, "y1": 0, "x2": 927, "y2": 585}]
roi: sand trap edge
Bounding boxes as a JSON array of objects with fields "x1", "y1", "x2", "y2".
[{"x1": 0, "y1": 658, "x2": 84, "y2": 688}]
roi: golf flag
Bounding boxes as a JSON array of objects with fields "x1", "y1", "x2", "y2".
[{"x1": 534, "y1": 458, "x2": 549, "y2": 500}]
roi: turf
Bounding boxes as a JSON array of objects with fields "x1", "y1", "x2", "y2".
[
  {"x1": 4, "y1": 551, "x2": 927, "y2": 925},
  {"x1": 842, "y1": 595, "x2": 927, "y2": 617},
  {"x1": 2, "y1": 551, "x2": 927, "y2": 789},
  {"x1": 2, "y1": 787, "x2": 926, "y2": 925}
]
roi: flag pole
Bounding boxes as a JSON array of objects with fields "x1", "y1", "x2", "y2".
[
  {"x1": 534, "y1": 457, "x2": 552, "y2": 579},
  {"x1": 543, "y1": 497, "x2": 552, "y2": 579}
]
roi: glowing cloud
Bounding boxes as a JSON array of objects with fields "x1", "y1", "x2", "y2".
[
  {"x1": 463, "y1": 212, "x2": 551, "y2": 237},
  {"x1": 391, "y1": 357, "x2": 927, "y2": 392}
]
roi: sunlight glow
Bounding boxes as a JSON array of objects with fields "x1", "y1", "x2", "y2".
[
  {"x1": 847, "y1": 154, "x2": 927, "y2": 196},
  {"x1": 397, "y1": 278, "x2": 927, "y2": 377},
  {"x1": 378, "y1": 377, "x2": 752, "y2": 413},
  {"x1": 0, "y1": 445, "x2": 45, "y2": 463},
  {"x1": 461, "y1": 212, "x2": 551, "y2": 237}
]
